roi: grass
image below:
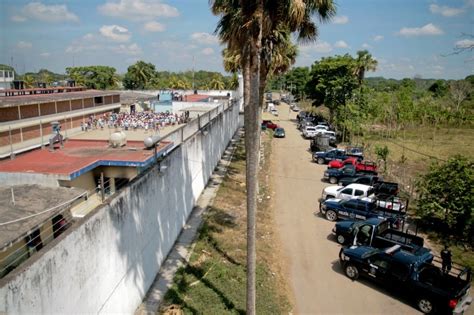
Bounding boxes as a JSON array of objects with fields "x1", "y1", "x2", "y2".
[{"x1": 161, "y1": 132, "x2": 291, "y2": 315}]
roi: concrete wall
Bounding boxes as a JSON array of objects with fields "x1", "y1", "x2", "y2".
[{"x1": 0, "y1": 101, "x2": 240, "y2": 314}]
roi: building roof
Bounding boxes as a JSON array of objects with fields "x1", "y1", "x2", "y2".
[
  {"x1": 185, "y1": 94, "x2": 211, "y2": 102},
  {"x1": 115, "y1": 91, "x2": 157, "y2": 105},
  {"x1": 0, "y1": 90, "x2": 119, "y2": 108},
  {"x1": 0, "y1": 139, "x2": 173, "y2": 180},
  {"x1": 0, "y1": 184, "x2": 86, "y2": 250}
]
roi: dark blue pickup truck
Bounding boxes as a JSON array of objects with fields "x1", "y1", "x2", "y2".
[
  {"x1": 313, "y1": 149, "x2": 362, "y2": 165},
  {"x1": 333, "y1": 218, "x2": 425, "y2": 254},
  {"x1": 319, "y1": 198, "x2": 405, "y2": 228},
  {"x1": 324, "y1": 165, "x2": 376, "y2": 184},
  {"x1": 339, "y1": 245, "x2": 472, "y2": 314}
]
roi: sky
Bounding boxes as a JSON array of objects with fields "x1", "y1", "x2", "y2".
[{"x1": 1, "y1": 0, "x2": 473, "y2": 79}]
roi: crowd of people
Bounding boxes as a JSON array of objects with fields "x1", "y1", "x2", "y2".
[{"x1": 81, "y1": 110, "x2": 190, "y2": 132}]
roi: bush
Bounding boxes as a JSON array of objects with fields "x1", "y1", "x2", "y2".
[{"x1": 415, "y1": 155, "x2": 473, "y2": 244}]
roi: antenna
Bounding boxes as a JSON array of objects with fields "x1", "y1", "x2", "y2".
[{"x1": 192, "y1": 55, "x2": 195, "y2": 90}]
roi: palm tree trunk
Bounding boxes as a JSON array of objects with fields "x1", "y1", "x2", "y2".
[{"x1": 244, "y1": 4, "x2": 263, "y2": 314}]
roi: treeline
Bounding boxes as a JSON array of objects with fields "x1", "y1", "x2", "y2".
[{"x1": 9, "y1": 61, "x2": 236, "y2": 91}]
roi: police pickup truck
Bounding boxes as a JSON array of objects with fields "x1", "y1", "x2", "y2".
[
  {"x1": 332, "y1": 218, "x2": 425, "y2": 253},
  {"x1": 319, "y1": 198, "x2": 405, "y2": 228},
  {"x1": 339, "y1": 245, "x2": 472, "y2": 314},
  {"x1": 324, "y1": 164, "x2": 375, "y2": 184}
]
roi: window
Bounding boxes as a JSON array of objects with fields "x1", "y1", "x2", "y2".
[
  {"x1": 372, "y1": 258, "x2": 389, "y2": 270},
  {"x1": 355, "y1": 189, "x2": 364, "y2": 196},
  {"x1": 0, "y1": 71, "x2": 3, "y2": 78},
  {"x1": 94, "y1": 96, "x2": 104, "y2": 105},
  {"x1": 341, "y1": 188, "x2": 353, "y2": 195}
]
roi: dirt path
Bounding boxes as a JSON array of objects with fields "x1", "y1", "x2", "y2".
[{"x1": 271, "y1": 103, "x2": 419, "y2": 314}]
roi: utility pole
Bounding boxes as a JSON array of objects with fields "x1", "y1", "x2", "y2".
[{"x1": 192, "y1": 55, "x2": 195, "y2": 91}]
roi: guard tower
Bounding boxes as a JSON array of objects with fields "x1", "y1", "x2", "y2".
[{"x1": 49, "y1": 121, "x2": 64, "y2": 151}]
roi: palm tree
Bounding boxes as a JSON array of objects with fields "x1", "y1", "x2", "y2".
[
  {"x1": 129, "y1": 61, "x2": 156, "y2": 89},
  {"x1": 210, "y1": 76, "x2": 226, "y2": 90},
  {"x1": 22, "y1": 75, "x2": 35, "y2": 88},
  {"x1": 211, "y1": 2, "x2": 335, "y2": 313},
  {"x1": 354, "y1": 50, "x2": 378, "y2": 87}
]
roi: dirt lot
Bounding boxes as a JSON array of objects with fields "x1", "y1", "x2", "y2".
[{"x1": 270, "y1": 103, "x2": 420, "y2": 314}]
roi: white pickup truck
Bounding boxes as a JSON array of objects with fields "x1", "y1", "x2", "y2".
[
  {"x1": 321, "y1": 183, "x2": 405, "y2": 211},
  {"x1": 303, "y1": 125, "x2": 328, "y2": 138}
]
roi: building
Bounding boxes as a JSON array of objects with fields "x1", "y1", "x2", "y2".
[
  {"x1": 0, "y1": 69, "x2": 15, "y2": 90},
  {"x1": 0, "y1": 88, "x2": 121, "y2": 158}
]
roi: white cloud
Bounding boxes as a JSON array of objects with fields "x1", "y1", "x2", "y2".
[
  {"x1": 334, "y1": 40, "x2": 349, "y2": 48},
  {"x1": 373, "y1": 35, "x2": 384, "y2": 41},
  {"x1": 18, "y1": 2, "x2": 79, "y2": 23},
  {"x1": 17, "y1": 41, "x2": 32, "y2": 49},
  {"x1": 398, "y1": 23, "x2": 444, "y2": 37},
  {"x1": 98, "y1": 0, "x2": 179, "y2": 21},
  {"x1": 11, "y1": 15, "x2": 26, "y2": 22},
  {"x1": 429, "y1": 4, "x2": 464, "y2": 17},
  {"x1": 362, "y1": 43, "x2": 372, "y2": 49},
  {"x1": 201, "y1": 47, "x2": 215, "y2": 55},
  {"x1": 40, "y1": 52, "x2": 50, "y2": 57},
  {"x1": 111, "y1": 43, "x2": 142, "y2": 55},
  {"x1": 332, "y1": 15, "x2": 349, "y2": 24},
  {"x1": 190, "y1": 32, "x2": 219, "y2": 45},
  {"x1": 99, "y1": 25, "x2": 131, "y2": 42},
  {"x1": 300, "y1": 41, "x2": 333, "y2": 53},
  {"x1": 144, "y1": 21, "x2": 165, "y2": 32},
  {"x1": 467, "y1": 0, "x2": 474, "y2": 7},
  {"x1": 455, "y1": 39, "x2": 474, "y2": 48}
]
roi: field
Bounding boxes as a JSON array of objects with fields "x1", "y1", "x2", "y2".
[{"x1": 161, "y1": 132, "x2": 291, "y2": 314}]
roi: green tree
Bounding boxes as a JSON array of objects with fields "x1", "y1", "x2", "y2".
[
  {"x1": 123, "y1": 61, "x2": 156, "y2": 90},
  {"x1": 66, "y1": 66, "x2": 119, "y2": 90},
  {"x1": 209, "y1": 76, "x2": 225, "y2": 90},
  {"x1": 284, "y1": 67, "x2": 310, "y2": 100},
  {"x1": 353, "y1": 50, "x2": 378, "y2": 87},
  {"x1": 306, "y1": 54, "x2": 358, "y2": 122},
  {"x1": 416, "y1": 156, "x2": 473, "y2": 242},
  {"x1": 428, "y1": 80, "x2": 448, "y2": 98},
  {"x1": 375, "y1": 145, "x2": 389, "y2": 172},
  {"x1": 22, "y1": 75, "x2": 35, "y2": 88}
]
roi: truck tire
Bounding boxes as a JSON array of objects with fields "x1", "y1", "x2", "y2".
[
  {"x1": 336, "y1": 234, "x2": 346, "y2": 245},
  {"x1": 344, "y1": 264, "x2": 359, "y2": 280},
  {"x1": 329, "y1": 177, "x2": 338, "y2": 184},
  {"x1": 325, "y1": 210, "x2": 337, "y2": 221},
  {"x1": 417, "y1": 297, "x2": 435, "y2": 314},
  {"x1": 317, "y1": 157, "x2": 325, "y2": 164}
]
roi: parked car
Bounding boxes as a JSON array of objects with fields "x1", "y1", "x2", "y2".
[
  {"x1": 346, "y1": 146, "x2": 364, "y2": 158},
  {"x1": 319, "y1": 198, "x2": 405, "y2": 227},
  {"x1": 338, "y1": 175, "x2": 381, "y2": 187},
  {"x1": 324, "y1": 165, "x2": 375, "y2": 184},
  {"x1": 310, "y1": 135, "x2": 334, "y2": 152},
  {"x1": 292, "y1": 105, "x2": 300, "y2": 112},
  {"x1": 319, "y1": 130, "x2": 336, "y2": 145},
  {"x1": 314, "y1": 149, "x2": 361, "y2": 166},
  {"x1": 261, "y1": 120, "x2": 278, "y2": 130},
  {"x1": 328, "y1": 157, "x2": 377, "y2": 172},
  {"x1": 303, "y1": 126, "x2": 319, "y2": 138},
  {"x1": 333, "y1": 217, "x2": 425, "y2": 253},
  {"x1": 339, "y1": 245, "x2": 472, "y2": 314},
  {"x1": 271, "y1": 108, "x2": 279, "y2": 116},
  {"x1": 273, "y1": 127, "x2": 285, "y2": 138}
]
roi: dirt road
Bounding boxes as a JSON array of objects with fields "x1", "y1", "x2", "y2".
[{"x1": 271, "y1": 103, "x2": 419, "y2": 314}]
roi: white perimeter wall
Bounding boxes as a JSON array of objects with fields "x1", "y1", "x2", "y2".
[{"x1": 0, "y1": 102, "x2": 240, "y2": 314}]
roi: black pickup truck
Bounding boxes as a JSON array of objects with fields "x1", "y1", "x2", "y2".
[
  {"x1": 324, "y1": 165, "x2": 376, "y2": 184},
  {"x1": 332, "y1": 217, "x2": 425, "y2": 253},
  {"x1": 340, "y1": 245, "x2": 472, "y2": 314}
]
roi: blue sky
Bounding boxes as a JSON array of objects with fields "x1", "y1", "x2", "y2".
[{"x1": 1, "y1": 0, "x2": 473, "y2": 79}]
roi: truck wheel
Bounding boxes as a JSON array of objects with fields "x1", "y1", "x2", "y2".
[
  {"x1": 317, "y1": 157, "x2": 325, "y2": 164},
  {"x1": 418, "y1": 298, "x2": 435, "y2": 314},
  {"x1": 336, "y1": 234, "x2": 346, "y2": 245},
  {"x1": 329, "y1": 177, "x2": 338, "y2": 184},
  {"x1": 325, "y1": 210, "x2": 337, "y2": 221},
  {"x1": 344, "y1": 264, "x2": 359, "y2": 280}
]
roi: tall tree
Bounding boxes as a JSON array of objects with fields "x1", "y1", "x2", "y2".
[
  {"x1": 354, "y1": 50, "x2": 378, "y2": 87},
  {"x1": 211, "y1": 1, "x2": 335, "y2": 313},
  {"x1": 123, "y1": 61, "x2": 156, "y2": 90},
  {"x1": 22, "y1": 75, "x2": 35, "y2": 88},
  {"x1": 449, "y1": 80, "x2": 471, "y2": 112}
]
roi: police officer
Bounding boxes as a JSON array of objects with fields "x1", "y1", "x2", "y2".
[{"x1": 441, "y1": 245, "x2": 452, "y2": 274}]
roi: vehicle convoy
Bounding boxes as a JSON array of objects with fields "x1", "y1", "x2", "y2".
[
  {"x1": 313, "y1": 149, "x2": 361, "y2": 165},
  {"x1": 328, "y1": 157, "x2": 377, "y2": 172},
  {"x1": 332, "y1": 217, "x2": 425, "y2": 252},
  {"x1": 319, "y1": 198, "x2": 406, "y2": 228},
  {"x1": 324, "y1": 164, "x2": 375, "y2": 184},
  {"x1": 339, "y1": 245, "x2": 472, "y2": 314}
]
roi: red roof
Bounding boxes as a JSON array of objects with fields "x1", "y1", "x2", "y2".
[
  {"x1": 0, "y1": 139, "x2": 172, "y2": 178},
  {"x1": 185, "y1": 94, "x2": 211, "y2": 102}
]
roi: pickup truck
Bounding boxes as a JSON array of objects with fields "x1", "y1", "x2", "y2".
[
  {"x1": 303, "y1": 125, "x2": 328, "y2": 138},
  {"x1": 313, "y1": 149, "x2": 356, "y2": 165},
  {"x1": 339, "y1": 245, "x2": 472, "y2": 314},
  {"x1": 261, "y1": 120, "x2": 278, "y2": 130},
  {"x1": 324, "y1": 164, "x2": 375, "y2": 184},
  {"x1": 328, "y1": 157, "x2": 377, "y2": 172},
  {"x1": 332, "y1": 217, "x2": 425, "y2": 252},
  {"x1": 339, "y1": 174, "x2": 380, "y2": 187},
  {"x1": 319, "y1": 198, "x2": 405, "y2": 228}
]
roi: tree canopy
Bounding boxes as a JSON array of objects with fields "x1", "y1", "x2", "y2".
[{"x1": 66, "y1": 66, "x2": 119, "y2": 90}]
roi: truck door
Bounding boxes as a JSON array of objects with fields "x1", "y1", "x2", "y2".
[
  {"x1": 339, "y1": 188, "x2": 353, "y2": 200},
  {"x1": 353, "y1": 224, "x2": 374, "y2": 246},
  {"x1": 367, "y1": 254, "x2": 391, "y2": 282}
]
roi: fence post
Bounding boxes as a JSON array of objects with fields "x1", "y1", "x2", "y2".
[
  {"x1": 198, "y1": 114, "x2": 201, "y2": 129},
  {"x1": 181, "y1": 127, "x2": 184, "y2": 143},
  {"x1": 40, "y1": 120, "x2": 44, "y2": 149},
  {"x1": 9, "y1": 126, "x2": 15, "y2": 160}
]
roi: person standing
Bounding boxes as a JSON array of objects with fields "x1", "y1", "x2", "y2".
[{"x1": 441, "y1": 245, "x2": 452, "y2": 274}]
